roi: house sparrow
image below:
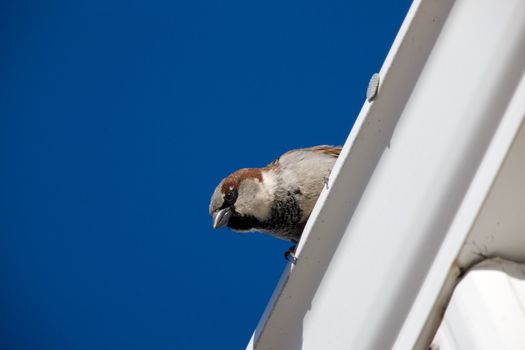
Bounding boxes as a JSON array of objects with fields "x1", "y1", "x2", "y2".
[{"x1": 209, "y1": 145, "x2": 341, "y2": 261}]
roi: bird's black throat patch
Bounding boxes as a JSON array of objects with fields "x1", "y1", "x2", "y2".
[{"x1": 227, "y1": 212, "x2": 263, "y2": 232}]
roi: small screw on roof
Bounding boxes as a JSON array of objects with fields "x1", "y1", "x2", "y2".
[{"x1": 367, "y1": 73, "x2": 380, "y2": 102}]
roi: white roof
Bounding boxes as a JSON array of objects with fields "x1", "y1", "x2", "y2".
[{"x1": 248, "y1": 0, "x2": 525, "y2": 348}]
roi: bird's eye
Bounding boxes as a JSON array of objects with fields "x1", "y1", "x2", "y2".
[{"x1": 224, "y1": 190, "x2": 236, "y2": 205}]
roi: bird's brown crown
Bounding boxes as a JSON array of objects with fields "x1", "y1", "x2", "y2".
[{"x1": 220, "y1": 168, "x2": 263, "y2": 193}]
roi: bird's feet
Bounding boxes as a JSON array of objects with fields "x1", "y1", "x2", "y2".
[
  {"x1": 323, "y1": 176, "x2": 330, "y2": 190},
  {"x1": 284, "y1": 245, "x2": 298, "y2": 264}
]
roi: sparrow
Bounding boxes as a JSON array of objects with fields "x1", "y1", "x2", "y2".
[{"x1": 209, "y1": 145, "x2": 341, "y2": 261}]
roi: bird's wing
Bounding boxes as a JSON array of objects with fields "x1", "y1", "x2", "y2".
[
  {"x1": 304, "y1": 145, "x2": 342, "y2": 158},
  {"x1": 267, "y1": 145, "x2": 341, "y2": 168}
]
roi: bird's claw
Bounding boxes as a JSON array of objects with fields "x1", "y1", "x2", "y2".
[
  {"x1": 323, "y1": 176, "x2": 330, "y2": 190},
  {"x1": 284, "y1": 245, "x2": 298, "y2": 264}
]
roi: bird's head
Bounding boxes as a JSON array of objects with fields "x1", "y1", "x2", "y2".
[{"x1": 209, "y1": 168, "x2": 274, "y2": 231}]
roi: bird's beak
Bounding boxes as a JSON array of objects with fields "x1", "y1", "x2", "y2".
[{"x1": 212, "y1": 207, "x2": 232, "y2": 229}]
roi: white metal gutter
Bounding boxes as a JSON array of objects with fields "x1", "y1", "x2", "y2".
[
  {"x1": 396, "y1": 68, "x2": 525, "y2": 349},
  {"x1": 247, "y1": 0, "x2": 525, "y2": 349}
]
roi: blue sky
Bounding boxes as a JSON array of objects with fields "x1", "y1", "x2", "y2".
[{"x1": 0, "y1": 0, "x2": 411, "y2": 348}]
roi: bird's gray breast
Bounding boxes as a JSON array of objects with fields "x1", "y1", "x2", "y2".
[{"x1": 264, "y1": 190, "x2": 304, "y2": 241}]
